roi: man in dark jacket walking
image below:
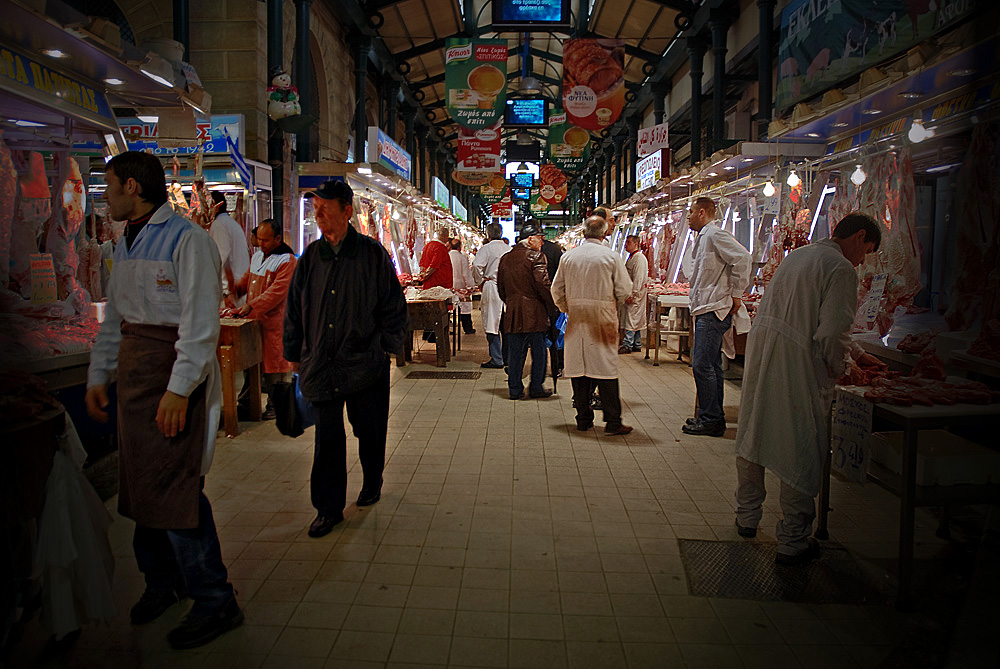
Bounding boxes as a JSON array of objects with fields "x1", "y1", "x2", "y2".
[
  {"x1": 497, "y1": 224, "x2": 558, "y2": 400},
  {"x1": 284, "y1": 180, "x2": 408, "y2": 538}
]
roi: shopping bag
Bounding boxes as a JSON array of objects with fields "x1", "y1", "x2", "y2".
[{"x1": 272, "y1": 373, "x2": 314, "y2": 438}]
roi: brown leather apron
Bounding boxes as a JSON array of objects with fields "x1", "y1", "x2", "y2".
[{"x1": 117, "y1": 322, "x2": 206, "y2": 529}]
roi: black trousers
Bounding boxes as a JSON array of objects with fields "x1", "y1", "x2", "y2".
[
  {"x1": 311, "y1": 368, "x2": 389, "y2": 517},
  {"x1": 459, "y1": 313, "x2": 474, "y2": 333},
  {"x1": 571, "y1": 376, "x2": 623, "y2": 427}
]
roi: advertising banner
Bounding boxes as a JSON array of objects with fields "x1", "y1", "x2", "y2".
[
  {"x1": 432, "y1": 176, "x2": 449, "y2": 209},
  {"x1": 536, "y1": 164, "x2": 568, "y2": 207},
  {"x1": 776, "y1": 0, "x2": 977, "y2": 111},
  {"x1": 636, "y1": 122, "x2": 668, "y2": 158},
  {"x1": 445, "y1": 38, "x2": 509, "y2": 130},
  {"x1": 480, "y1": 176, "x2": 510, "y2": 204},
  {"x1": 528, "y1": 188, "x2": 552, "y2": 216},
  {"x1": 547, "y1": 110, "x2": 591, "y2": 171},
  {"x1": 562, "y1": 39, "x2": 626, "y2": 131},
  {"x1": 636, "y1": 149, "x2": 667, "y2": 192},
  {"x1": 366, "y1": 126, "x2": 411, "y2": 180},
  {"x1": 456, "y1": 121, "x2": 503, "y2": 171},
  {"x1": 75, "y1": 115, "x2": 245, "y2": 155}
]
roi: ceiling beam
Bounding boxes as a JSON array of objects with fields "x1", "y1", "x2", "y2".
[
  {"x1": 364, "y1": 0, "x2": 404, "y2": 12},
  {"x1": 410, "y1": 73, "x2": 445, "y2": 89},
  {"x1": 394, "y1": 36, "x2": 449, "y2": 62}
]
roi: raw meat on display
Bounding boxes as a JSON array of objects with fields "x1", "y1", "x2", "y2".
[
  {"x1": 0, "y1": 132, "x2": 15, "y2": 288},
  {"x1": 897, "y1": 330, "x2": 937, "y2": 354},
  {"x1": 43, "y1": 156, "x2": 90, "y2": 314},
  {"x1": 945, "y1": 123, "x2": 1000, "y2": 331},
  {"x1": 909, "y1": 350, "x2": 947, "y2": 381},
  {"x1": 759, "y1": 180, "x2": 810, "y2": 287},
  {"x1": 9, "y1": 151, "x2": 52, "y2": 297},
  {"x1": 967, "y1": 319, "x2": 1000, "y2": 362},
  {"x1": 864, "y1": 376, "x2": 998, "y2": 407}
]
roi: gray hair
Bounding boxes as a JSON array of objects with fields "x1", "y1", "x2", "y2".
[
  {"x1": 583, "y1": 215, "x2": 608, "y2": 239},
  {"x1": 485, "y1": 222, "x2": 503, "y2": 240}
]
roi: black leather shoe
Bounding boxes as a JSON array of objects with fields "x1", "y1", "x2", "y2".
[
  {"x1": 357, "y1": 489, "x2": 381, "y2": 507},
  {"x1": 481, "y1": 361, "x2": 504, "y2": 369},
  {"x1": 775, "y1": 538, "x2": 821, "y2": 566},
  {"x1": 262, "y1": 406, "x2": 276, "y2": 421},
  {"x1": 576, "y1": 422, "x2": 593, "y2": 431},
  {"x1": 464, "y1": 329, "x2": 476, "y2": 334},
  {"x1": 682, "y1": 420, "x2": 726, "y2": 437},
  {"x1": 308, "y1": 514, "x2": 343, "y2": 538},
  {"x1": 130, "y1": 588, "x2": 182, "y2": 624},
  {"x1": 685, "y1": 417, "x2": 699, "y2": 426},
  {"x1": 735, "y1": 520, "x2": 757, "y2": 538},
  {"x1": 167, "y1": 597, "x2": 244, "y2": 649},
  {"x1": 529, "y1": 389, "x2": 553, "y2": 399},
  {"x1": 604, "y1": 424, "x2": 634, "y2": 436}
]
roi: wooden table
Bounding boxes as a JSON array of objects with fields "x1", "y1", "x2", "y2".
[
  {"x1": 644, "y1": 294, "x2": 691, "y2": 366},
  {"x1": 218, "y1": 318, "x2": 262, "y2": 438},
  {"x1": 817, "y1": 393, "x2": 1000, "y2": 609},
  {"x1": 397, "y1": 299, "x2": 450, "y2": 368}
]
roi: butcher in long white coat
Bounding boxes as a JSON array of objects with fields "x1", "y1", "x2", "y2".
[
  {"x1": 551, "y1": 215, "x2": 633, "y2": 435},
  {"x1": 619, "y1": 234, "x2": 648, "y2": 353},
  {"x1": 472, "y1": 223, "x2": 509, "y2": 368},
  {"x1": 449, "y1": 239, "x2": 476, "y2": 334},
  {"x1": 735, "y1": 213, "x2": 885, "y2": 566}
]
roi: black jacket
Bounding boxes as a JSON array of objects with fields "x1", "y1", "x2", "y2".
[
  {"x1": 541, "y1": 239, "x2": 564, "y2": 282},
  {"x1": 283, "y1": 225, "x2": 408, "y2": 401}
]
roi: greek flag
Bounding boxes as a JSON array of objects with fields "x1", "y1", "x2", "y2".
[{"x1": 222, "y1": 127, "x2": 254, "y2": 192}]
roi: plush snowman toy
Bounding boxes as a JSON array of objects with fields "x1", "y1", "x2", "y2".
[{"x1": 267, "y1": 67, "x2": 302, "y2": 120}]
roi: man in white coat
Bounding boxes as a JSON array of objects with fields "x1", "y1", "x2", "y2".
[
  {"x1": 683, "y1": 196, "x2": 751, "y2": 437},
  {"x1": 552, "y1": 215, "x2": 634, "y2": 435},
  {"x1": 619, "y1": 235, "x2": 648, "y2": 354},
  {"x1": 473, "y1": 223, "x2": 510, "y2": 368},
  {"x1": 735, "y1": 213, "x2": 885, "y2": 566},
  {"x1": 450, "y1": 238, "x2": 476, "y2": 334}
]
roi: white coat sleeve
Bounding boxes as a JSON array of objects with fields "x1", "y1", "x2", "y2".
[
  {"x1": 613, "y1": 257, "x2": 633, "y2": 307},
  {"x1": 86, "y1": 278, "x2": 123, "y2": 388},
  {"x1": 814, "y1": 265, "x2": 858, "y2": 378},
  {"x1": 714, "y1": 231, "x2": 752, "y2": 297},
  {"x1": 167, "y1": 229, "x2": 223, "y2": 397},
  {"x1": 472, "y1": 251, "x2": 486, "y2": 285},
  {"x1": 551, "y1": 264, "x2": 567, "y2": 313}
]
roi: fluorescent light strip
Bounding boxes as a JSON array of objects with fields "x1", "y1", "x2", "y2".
[
  {"x1": 671, "y1": 229, "x2": 693, "y2": 283},
  {"x1": 808, "y1": 185, "x2": 837, "y2": 240}
]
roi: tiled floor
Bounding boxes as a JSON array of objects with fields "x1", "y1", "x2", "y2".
[{"x1": 10, "y1": 315, "x2": 978, "y2": 668}]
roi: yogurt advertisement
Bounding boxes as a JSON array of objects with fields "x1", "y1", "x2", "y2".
[
  {"x1": 446, "y1": 38, "x2": 509, "y2": 130},
  {"x1": 562, "y1": 39, "x2": 626, "y2": 131}
]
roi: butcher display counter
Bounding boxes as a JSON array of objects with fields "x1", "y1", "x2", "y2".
[
  {"x1": 397, "y1": 299, "x2": 450, "y2": 368},
  {"x1": 818, "y1": 388, "x2": 1000, "y2": 609},
  {"x1": 218, "y1": 318, "x2": 263, "y2": 438},
  {"x1": 644, "y1": 294, "x2": 691, "y2": 365}
]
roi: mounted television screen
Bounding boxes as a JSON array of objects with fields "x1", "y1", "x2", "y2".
[
  {"x1": 492, "y1": 0, "x2": 572, "y2": 31},
  {"x1": 505, "y1": 140, "x2": 541, "y2": 163},
  {"x1": 513, "y1": 188, "x2": 530, "y2": 200},
  {"x1": 511, "y1": 172, "x2": 534, "y2": 189},
  {"x1": 505, "y1": 97, "x2": 548, "y2": 127}
]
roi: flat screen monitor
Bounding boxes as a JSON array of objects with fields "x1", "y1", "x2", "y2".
[
  {"x1": 505, "y1": 140, "x2": 541, "y2": 163},
  {"x1": 492, "y1": 0, "x2": 572, "y2": 31},
  {"x1": 511, "y1": 172, "x2": 534, "y2": 189},
  {"x1": 505, "y1": 97, "x2": 548, "y2": 127},
  {"x1": 513, "y1": 188, "x2": 530, "y2": 200}
]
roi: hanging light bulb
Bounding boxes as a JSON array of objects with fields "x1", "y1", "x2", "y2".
[
  {"x1": 762, "y1": 180, "x2": 776, "y2": 197},
  {"x1": 786, "y1": 169, "x2": 801, "y2": 188},
  {"x1": 907, "y1": 118, "x2": 927, "y2": 143},
  {"x1": 851, "y1": 164, "x2": 867, "y2": 186}
]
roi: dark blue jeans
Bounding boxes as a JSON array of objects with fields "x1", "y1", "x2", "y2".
[
  {"x1": 692, "y1": 311, "x2": 732, "y2": 425},
  {"x1": 132, "y1": 483, "x2": 234, "y2": 617},
  {"x1": 506, "y1": 332, "x2": 548, "y2": 398},
  {"x1": 486, "y1": 332, "x2": 503, "y2": 365}
]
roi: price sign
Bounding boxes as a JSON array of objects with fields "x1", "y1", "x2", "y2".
[
  {"x1": 30, "y1": 253, "x2": 57, "y2": 303},
  {"x1": 636, "y1": 122, "x2": 669, "y2": 158},
  {"x1": 830, "y1": 388, "x2": 872, "y2": 484},
  {"x1": 861, "y1": 273, "x2": 888, "y2": 327}
]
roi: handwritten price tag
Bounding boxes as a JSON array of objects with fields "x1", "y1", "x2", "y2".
[
  {"x1": 637, "y1": 122, "x2": 669, "y2": 157},
  {"x1": 831, "y1": 388, "x2": 872, "y2": 484},
  {"x1": 30, "y1": 253, "x2": 57, "y2": 304}
]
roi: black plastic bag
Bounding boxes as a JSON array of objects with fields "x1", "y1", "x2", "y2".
[{"x1": 272, "y1": 373, "x2": 315, "y2": 437}]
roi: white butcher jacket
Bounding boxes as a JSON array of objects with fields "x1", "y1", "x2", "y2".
[
  {"x1": 735, "y1": 239, "x2": 858, "y2": 497},
  {"x1": 688, "y1": 222, "x2": 751, "y2": 320},
  {"x1": 88, "y1": 203, "x2": 223, "y2": 475},
  {"x1": 551, "y1": 239, "x2": 633, "y2": 379},
  {"x1": 449, "y1": 249, "x2": 474, "y2": 314},
  {"x1": 620, "y1": 250, "x2": 649, "y2": 332},
  {"x1": 472, "y1": 240, "x2": 510, "y2": 334}
]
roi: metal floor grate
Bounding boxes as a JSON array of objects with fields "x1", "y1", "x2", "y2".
[
  {"x1": 405, "y1": 371, "x2": 482, "y2": 380},
  {"x1": 678, "y1": 539, "x2": 888, "y2": 605}
]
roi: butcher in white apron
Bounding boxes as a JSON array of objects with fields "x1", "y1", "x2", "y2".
[{"x1": 472, "y1": 223, "x2": 510, "y2": 368}]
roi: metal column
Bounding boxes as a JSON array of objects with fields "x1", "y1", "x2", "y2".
[
  {"x1": 686, "y1": 37, "x2": 707, "y2": 165},
  {"x1": 294, "y1": 0, "x2": 312, "y2": 161}
]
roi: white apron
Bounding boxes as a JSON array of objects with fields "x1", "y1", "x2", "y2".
[
  {"x1": 551, "y1": 239, "x2": 633, "y2": 379},
  {"x1": 472, "y1": 240, "x2": 510, "y2": 334},
  {"x1": 621, "y1": 251, "x2": 648, "y2": 331},
  {"x1": 735, "y1": 240, "x2": 858, "y2": 496}
]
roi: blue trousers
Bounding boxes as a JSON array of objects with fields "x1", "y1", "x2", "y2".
[
  {"x1": 132, "y1": 482, "x2": 234, "y2": 616},
  {"x1": 692, "y1": 311, "x2": 732, "y2": 425},
  {"x1": 487, "y1": 332, "x2": 503, "y2": 365},
  {"x1": 623, "y1": 330, "x2": 642, "y2": 349},
  {"x1": 506, "y1": 332, "x2": 548, "y2": 398}
]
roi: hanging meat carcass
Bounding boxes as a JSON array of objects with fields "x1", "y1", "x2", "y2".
[
  {"x1": 945, "y1": 122, "x2": 1000, "y2": 330},
  {"x1": 0, "y1": 132, "x2": 16, "y2": 291},
  {"x1": 851, "y1": 149, "x2": 921, "y2": 335},
  {"x1": 9, "y1": 151, "x2": 52, "y2": 298},
  {"x1": 43, "y1": 155, "x2": 90, "y2": 314},
  {"x1": 759, "y1": 180, "x2": 811, "y2": 287}
]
